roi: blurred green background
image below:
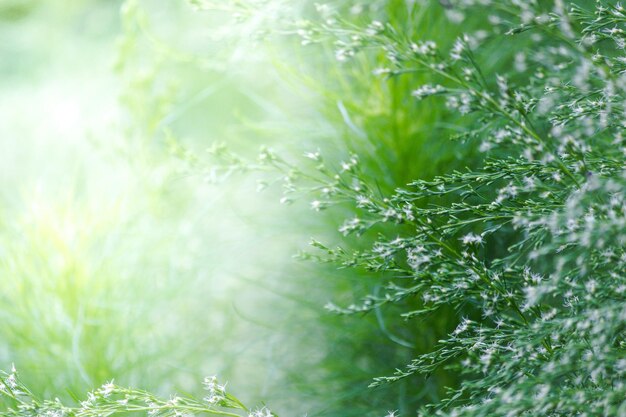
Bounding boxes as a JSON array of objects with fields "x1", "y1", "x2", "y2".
[{"x1": 0, "y1": 1, "x2": 502, "y2": 415}]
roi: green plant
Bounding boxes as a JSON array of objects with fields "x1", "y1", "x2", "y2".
[
  {"x1": 208, "y1": 0, "x2": 626, "y2": 415},
  {"x1": 3, "y1": 0, "x2": 625, "y2": 416},
  {"x1": 0, "y1": 367, "x2": 275, "y2": 417}
]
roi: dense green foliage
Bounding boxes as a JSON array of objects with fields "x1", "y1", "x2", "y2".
[
  {"x1": 211, "y1": 0, "x2": 626, "y2": 415},
  {"x1": 1, "y1": 0, "x2": 625, "y2": 417}
]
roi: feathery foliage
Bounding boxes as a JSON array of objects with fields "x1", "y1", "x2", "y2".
[
  {"x1": 0, "y1": 367, "x2": 275, "y2": 417},
  {"x1": 208, "y1": 0, "x2": 626, "y2": 415}
]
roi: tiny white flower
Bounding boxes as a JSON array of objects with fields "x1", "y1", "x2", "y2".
[{"x1": 461, "y1": 233, "x2": 483, "y2": 245}]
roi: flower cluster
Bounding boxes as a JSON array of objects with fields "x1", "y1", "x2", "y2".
[{"x1": 0, "y1": 368, "x2": 272, "y2": 417}]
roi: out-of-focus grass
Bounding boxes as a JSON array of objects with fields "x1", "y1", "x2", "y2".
[{"x1": 0, "y1": 0, "x2": 306, "y2": 407}]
